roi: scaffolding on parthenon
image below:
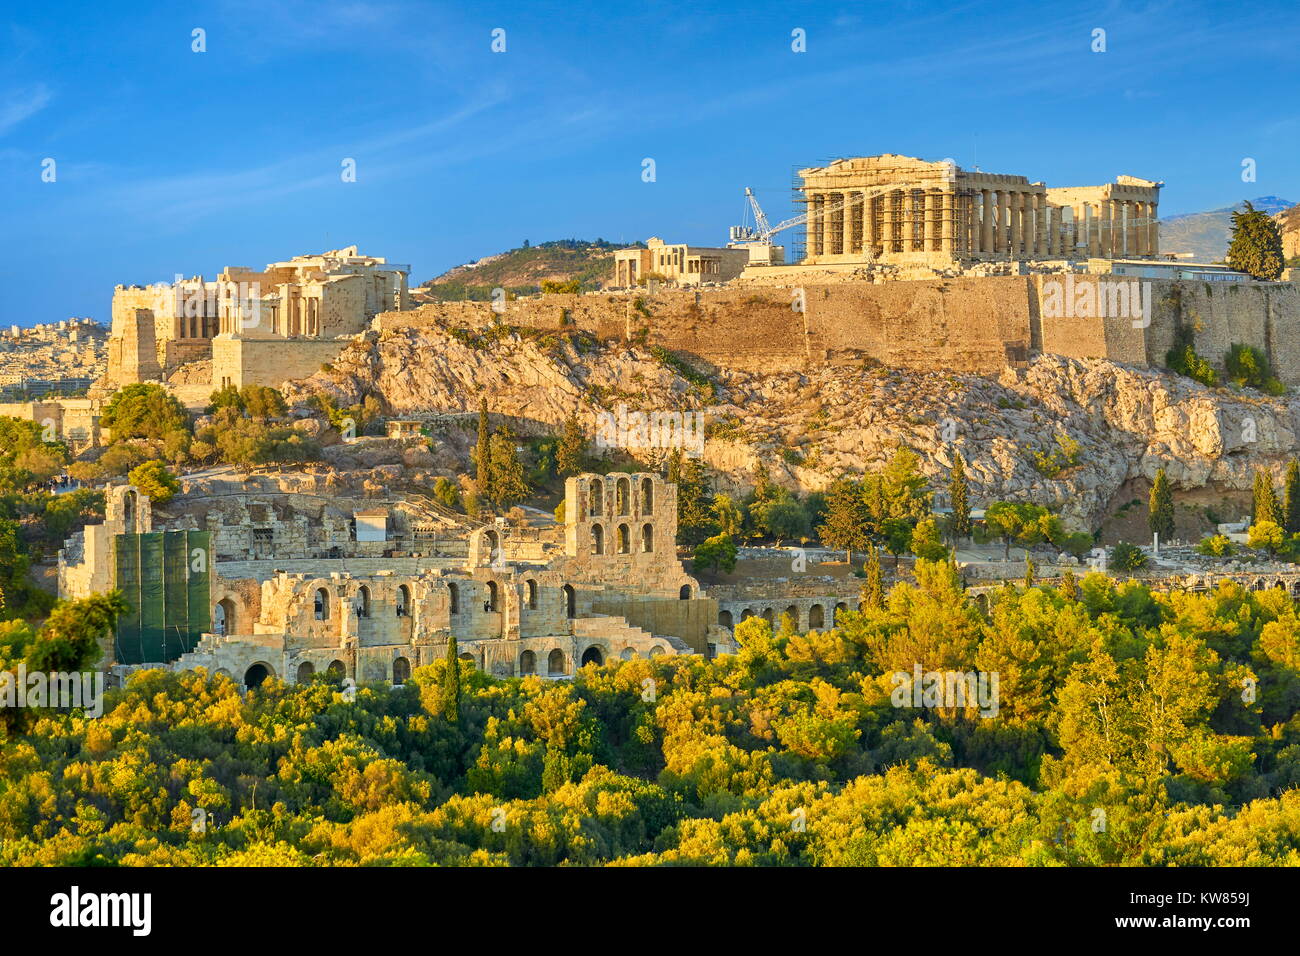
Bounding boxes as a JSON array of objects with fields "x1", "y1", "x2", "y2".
[{"x1": 790, "y1": 159, "x2": 987, "y2": 260}]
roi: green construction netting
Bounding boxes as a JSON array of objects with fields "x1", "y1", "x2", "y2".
[{"x1": 113, "y1": 530, "x2": 211, "y2": 665}]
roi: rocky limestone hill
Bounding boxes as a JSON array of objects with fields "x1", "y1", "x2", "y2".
[{"x1": 279, "y1": 321, "x2": 1300, "y2": 530}]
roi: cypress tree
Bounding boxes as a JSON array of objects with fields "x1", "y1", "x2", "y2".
[
  {"x1": 1148, "y1": 468, "x2": 1175, "y2": 542},
  {"x1": 949, "y1": 453, "x2": 971, "y2": 545},
  {"x1": 487, "y1": 431, "x2": 529, "y2": 508},
  {"x1": 1226, "y1": 201, "x2": 1285, "y2": 281},
  {"x1": 1023, "y1": 557, "x2": 1036, "y2": 588},
  {"x1": 861, "y1": 543, "x2": 884, "y2": 609},
  {"x1": 1284, "y1": 459, "x2": 1300, "y2": 534},
  {"x1": 475, "y1": 400, "x2": 492, "y2": 505},
  {"x1": 443, "y1": 634, "x2": 461, "y2": 724},
  {"x1": 1253, "y1": 469, "x2": 1279, "y2": 526},
  {"x1": 556, "y1": 413, "x2": 587, "y2": 477}
]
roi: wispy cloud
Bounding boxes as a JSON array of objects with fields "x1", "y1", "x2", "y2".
[
  {"x1": 0, "y1": 83, "x2": 51, "y2": 137},
  {"x1": 85, "y1": 86, "x2": 611, "y2": 227}
]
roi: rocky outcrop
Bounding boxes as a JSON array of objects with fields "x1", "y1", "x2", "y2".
[{"x1": 279, "y1": 325, "x2": 1300, "y2": 528}]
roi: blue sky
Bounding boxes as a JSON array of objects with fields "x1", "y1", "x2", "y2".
[{"x1": 1, "y1": 0, "x2": 1298, "y2": 326}]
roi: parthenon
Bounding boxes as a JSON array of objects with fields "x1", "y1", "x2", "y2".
[{"x1": 798, "y1": 154, "x2": 1162, "y2": 265}]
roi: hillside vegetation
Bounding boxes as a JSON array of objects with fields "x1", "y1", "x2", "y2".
[
  {"x1": 7, "y1": 568, "x2": 1300, "y2": 865},
  {"x1": 416, "y1": 239, "x2": 632, "y2": 301}
]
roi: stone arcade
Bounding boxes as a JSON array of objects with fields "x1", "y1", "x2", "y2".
[{"x1": 59, "y1": 473, "x2": 732, "y2": 689}]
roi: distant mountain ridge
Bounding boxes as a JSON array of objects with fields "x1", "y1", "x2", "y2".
[{"x1": 1159, "y1": 196, "x2": 1295, "y2": 262}]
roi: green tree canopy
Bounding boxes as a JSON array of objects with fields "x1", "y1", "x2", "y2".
[
  {"x1": 1226, "y1": 200, "x2": 1285, "y2": 280},
  {"x1": 102, "y1": 383, "x2": 189, "y2": 441}
]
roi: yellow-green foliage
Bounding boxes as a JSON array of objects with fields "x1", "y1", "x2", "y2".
[{"x1": 4, "y1": 571, "x2": 1300, "y2": 866}]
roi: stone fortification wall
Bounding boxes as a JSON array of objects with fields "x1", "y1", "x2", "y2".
[{"x1": 375, "y1": 276, "x2": 1300, "y2": 383}]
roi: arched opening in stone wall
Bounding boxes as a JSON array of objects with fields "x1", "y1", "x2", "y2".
[
  {"x1": 649, "y1": 645, "x2": 665, "y2": 657},
  {"x1": 719, "y1": 610, "x2": 733, "y2": 628},
  {"x1": 809, "y1": 604, "x2": 825, "y2": 628},
  {"x1": 215, "y1": 598, "x2": 235, "y2": 636},
  {"x1": 458, "y1": 653, "x2": 476, "y2": 668},
  {"x1": 392, "y1": 657, "x2": 411, "y2": 685},
  {"x1": 483, "y1": 529, "x2": 500, "y2": 561},
  {"x1": 327, "y1": 659, "x2": 346, "y2": 679},
  {"x1": 314, "y1": 588, "x2": 329, "y2": 621},
  {"x1": 642, "y1": 477, "x2": 654, "y2": 515},
  {"x1": 589, "y1": 479, "x2": 603, "y2": 515},
  {"x1": 563, "y1": 585, "x2": 575, "y2": 618},
  {"x1": 548, "y1": 649, "x2": 565, "y2": 676},
  {"x1": 617, "y1": 524, "x2": 630, "y2": 554},
  {"x1": 784, "y1": 605, "x2": 798, "y2": 626},
  {"x1": 581, "y1": 645, "x2": 605, "y2": 667},
  {"x1": 616, "y1": 477, "x2": 630, "y2": 516},
  {"x1": 296, "y1": 662, "x2": 315, "y2": 684},
  {"x1": 447, "y1": 582, "x2": 460, "y2": 614},
  {"x1": 486, "y1": 581, "x2": 500, "y2": 612},
  {"x1": 620, "y1": 648, "x2": 636, "y2": 661},
  {"x1": 526, "y1": 579, "x2": 538, "y2": 610},
  {"x1": 244, "y1": 662, "x2": 273, "y2": 689},
  {"x1": 642, "y1": 524, "x2": 654, "y2": 553},
  {"x1": 520, "y1": 650, "x2": 536, "y2": 675},
  {"x1": 396, "y1": 585, "x2": 410, "y2": 617},
  {"x1": 122, "y1": 489, "x2": 137, "y2": 531},
  {"x1": 357, "y1": 585, "x2": 371, "y2": 619},
  {"x1": 835, "y1": 602, "x2": 848, "y2": 621},
  {"x1": 591, "y1": 524, "x2": 605, "y2": 555},
  {"x1": 679, "y1": 584, "x2": 691, "y2": 599},
  {"x1": 740, "y1": 608, "x2": 754, "y2": 621}
]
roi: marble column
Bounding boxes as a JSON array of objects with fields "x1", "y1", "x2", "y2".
[
  {"x1": 1034, "y1": 194, "x2": 1047, "y2": 258},
  {"x1": 1008, "y1": 192, "x2": 1023, "y2": 258},
  {"x1": 842, "y1": 192, "x2": 856, "y2": 255},
  {"x1": 865, "y1": 195, "x2": 878, "y2": 254},
  {"x1": 923, "y1": 190, "x2": 939, "y2": 252},
  {"x1": 1101, "y1": 199, "x2": 1114, "y2": 258},
  {"x1": 941, "y1": 190, "x2": 956, "y2": 255},
  {"x1": 993, "y1": 190, "x2": 1007, "y2": 253},
  {"x1": 881, "y1": 192, "x2": 897, "y2": 253},
  {"x1": 1086, "y1": 203, "x2": 1101, "y2": 257},
  {"x1": 808, "y1": 195, "x2": 822, "y2": 257},
  {"x1": 977, "y1": 187, "x2": 987, "y2": 252},
  {"x1": 909, "y1": 190, "x2": 924, "y2": 251},
  {"x1": 823, "y1": 193, "x2": 838, "y2": 256}
]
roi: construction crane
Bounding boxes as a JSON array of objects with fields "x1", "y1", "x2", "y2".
[
  {"x1": 728, "y1": 184, "x2": 903, "y2": 265},
  {"x1": 728, "y1": 187, "x2": 801, "y2": 264}
]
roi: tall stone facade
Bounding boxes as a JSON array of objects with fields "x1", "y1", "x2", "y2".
[
  {"x1": 59, "y1": 472, "x2": 721, "y2": 689},
  {"x1": 798, "y1": 154, "x2": 1161, "y2": 266},
  {"x1": 105, "y1": 246, "x2": 410, "y2": 391}
]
